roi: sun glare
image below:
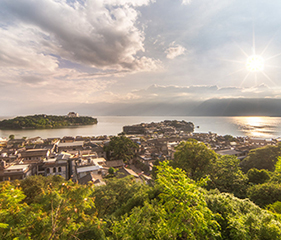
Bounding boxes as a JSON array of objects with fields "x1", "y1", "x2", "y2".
[
  {"x1": 234, "y1": 116, "x2": 276, "y2": 138},
  {"x1": 246, "y1": 55, "x2": 264, "y2": 72},
  {"x1": 221, "y1": 29, "x2": 281, "y2": 86}
]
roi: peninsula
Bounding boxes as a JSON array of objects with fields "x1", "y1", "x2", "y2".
[
  {"x1": 0, "y1": 113, "x2": 97, "y2": 130},
  {"x1": 123, "y1": 120, "x2": 194, "y2": 135}
]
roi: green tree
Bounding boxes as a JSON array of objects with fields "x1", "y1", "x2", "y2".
[
  {"x1": 247, "y1": 168, "x2": 270, "y2": 185},
  {"x1": 92, "y1": 176, "x2": 146, "y2": 218},
  {"x1": 240, "y1": 144, "x2": 281, "y2": 172},
  {"x1": 275, "y1": 157, "x2": 281, "y2": 173},
  {"x1": 151, "y1": 158, "x2": 161, "y2": 179},
  {"x1": 108, "y1": 167, "x2": 115, "y2": 175},
  {"x1": 172, "y1": 139, "x2": 217, "y2": 180},
  {"x1": 206, "y1": 190, "x2": 281, "y2": 240},
  {"x1": 28, "y1": 181, "x2": 101, "y2": 240},
  {"x1": 223, "y1": 134, "x2": 236, "y2": 142},
  {"x1": 8, "y1": 134, "x2": 14, "y2": 140},
  {"x1": 247, "y1": 182, "x2": 281, "y2": 208},
  {"x1": 269, "y1": 172, "x2": 281, "y2": 184},
  {"x1": 104, "y1": 136, "x2": 139, "y2": 163},
  {"x1": 0, "y1": 180, "x2": 103, "y2": 239},
  {"x1": 17, "y1": 175, "x2": 66, "y2": 204},
  {"x1": 112, "y1": 162, "x2": 220, "y2": 239},
  {"x1": 0, "y1": 181, "x2": 31, "y2": 238},
  {"x1": 266, "y1": 201, "x2": 281, "y2": 214},
  {"x1": 208, "y1": 155, "x2": 248, "y2": 198}
]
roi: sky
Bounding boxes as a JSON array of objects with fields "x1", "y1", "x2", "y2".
[{"x1": 1, "y1": 0, "x2": 281, "y2": 115}]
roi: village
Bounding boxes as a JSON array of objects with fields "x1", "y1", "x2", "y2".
[{"x1": 0, "y1": 119, "x2": 279, "y2": 185}]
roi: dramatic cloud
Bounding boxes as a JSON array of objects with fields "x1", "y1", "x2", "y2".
[
  {"x1": 165, "y1": 43, "x2": 186, "y2": 59},
  {"x1": 0, "y1": 0, "x2": 158, "y2": 71},
  {"x1": 1, "y1": 0, "x2": 281, "y2": 116}
]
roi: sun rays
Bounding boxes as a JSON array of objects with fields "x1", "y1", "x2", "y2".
[{"x1": 220, "y1": 28, "x2": 281, "y2": 87}]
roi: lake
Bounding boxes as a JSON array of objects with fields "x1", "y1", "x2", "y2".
[{"x1": 1, "y1": 116, "x2": 281, "y2": 139}]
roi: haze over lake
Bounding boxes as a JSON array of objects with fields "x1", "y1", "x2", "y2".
[{"x1": 1, "y1": 116, "x2": 281, "y2": 139}]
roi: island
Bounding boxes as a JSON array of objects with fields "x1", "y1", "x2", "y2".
[
  {"x1": 123, "y1": 120, "x2": 194, "y2": 135},
  {"x1": 0, "y1": 113, "x2": 97, "y2": 130}
]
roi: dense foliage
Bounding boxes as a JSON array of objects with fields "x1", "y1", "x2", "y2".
[
  {"x1": 172, "y1": 139, "x2": 217, "y2": 180},
  {"x1": 1, "y1": 140, "x2": 281, "y2": 239},
  {"x1": 240, "y1": 144, "x2": 281, "y2": 172},
  {"x1": 275, "y1": 157, "x2": 281, "y2": 173},
  {"x1": 247, "y1": 168, "x2": 271, "y2": 185},
  {"x1": 206, "y1": 191, "x2": 281, "y2": 240},
  {"x1": 112, "y1": 163, "x2": 221, "y2": 240},
  {"x1": 247, "y1": 182, "x2": 281, "y2": 208},
  {"x1": 0, "y1": 114, "x2": 97, "y2": 129},
  {"x1": 0, "y1": 176, "x2": 103, "y2": 239},
  {"x1": 104, "y1": 136, "x2": 139, "y2": 163},
  {"x1": 208, "y1": 155, "x2": 248, "y2": 198}
]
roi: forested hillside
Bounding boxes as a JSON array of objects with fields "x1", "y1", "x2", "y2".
[{"x1": 1, "y1": 140, "x2": 281, "y2": 239}]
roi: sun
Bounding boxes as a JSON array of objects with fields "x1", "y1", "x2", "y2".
[
  {"x1": 246, "y1": 55, "x2": 264, "y2": 72},
  {"x1": 221, "y1": 29, "x2": 280, "y2": 86}
]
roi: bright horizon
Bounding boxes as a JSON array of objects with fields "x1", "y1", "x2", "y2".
[{"x1": 1, "y1": 0, "x2": 281, "y2": 116}]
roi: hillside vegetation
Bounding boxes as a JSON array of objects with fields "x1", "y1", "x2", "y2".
[
  {"x1": 0, "y1": 114, "x2": 97, "y2": 129},
  {"x1": 1, "y1": 140, "x2": 281, "y2": 239}
]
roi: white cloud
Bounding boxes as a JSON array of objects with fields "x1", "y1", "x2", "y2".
[
  {"x1": 1, "y1": 0, "x2": 281, "y2": 115},
  {"x1": 0, "y1": 27, "x2": 58, "y2": 72},
  {"x1": 0, "y1": 0, "x2": 158, "y2": 72},
  {"x1": 165, "y1": 43, "x2": 186, "y2": 59}
]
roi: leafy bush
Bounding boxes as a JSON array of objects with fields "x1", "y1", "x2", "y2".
[
  {"x1": 247, "y1": 182, "x2": 281, "y2": 207},
  {"x1": 247, "y1": 168, "x2": 270, "y2": 185},
  {"x1": 240, "y1": 145, "x2": 281, "y2": 172},
  {"x1": 206, "y1": 191, "x2": 281, "y2": 240},
  {"x1": 208, "y1": 155, "x2": 248, "y2": 198}
]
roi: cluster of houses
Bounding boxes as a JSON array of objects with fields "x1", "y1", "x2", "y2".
[
  {"x1": 123, "y1": 121, "x2": 280, "y2": 167},
  {"x1": 0, "y1": 121, "x2": 280, "y2": 184},
  {"x1": 136, "y1": 134, "x2": 276, "y2": 167},
  {"x1": 0, "y1": 136, "x2": 111, "y2": 185}
]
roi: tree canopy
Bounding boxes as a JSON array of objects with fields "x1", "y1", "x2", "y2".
[
  {"x1": 0, "y1": 180, "x2": 103, "y2": 239},
  {"x1": 247, "y1": 182, "x2": 281, "y2": 208},
  {"x1": 247, "y1": 168, "x2": 270, "y2": 185},
  {"x1": 240, "y1": 144, "x2": 281, "y2": 173},
  {"x1": 172, "y1": 139, "x2": 217, "y2": 180},
  {"x1": 206, "y1": 190, "x2": 281, "y2": 240},
  {"x1": 2, "y1": 140, "x2": 281, "y2": 239},
  {"x1": 112, "y1": 162, "x2": 221, "y2": 240},
  {"x1": 104, "y1": 136, "x2": 139, "y2": 163},
  {"x1": 1, "y1": 160, "x2": 281, "y2": 239},
  {"x1": 208, "y1": 155, "x2": 248, "y2": 198},
  {"x1": 275, "y1": 157, "x2": 281, "y2": 173}
]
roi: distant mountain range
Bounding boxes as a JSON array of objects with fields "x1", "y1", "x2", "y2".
[
  {"x1": 188, "y1": 98, "x2": 281, "y2": 116},
  {"x1": 3, "y1": 98, "x2": 281, "y2": 117},
  {"x1": 74, "y1": 98, "x2": 281, "y2": 116}
]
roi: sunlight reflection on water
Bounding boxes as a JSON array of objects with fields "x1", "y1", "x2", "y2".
[{"x1": 231, "y1": 116, "x2": 280, "y2": 138}]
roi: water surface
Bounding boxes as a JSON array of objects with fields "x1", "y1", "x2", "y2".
[{"x1": 1, "y1": 116, "x2": 281, "y2": 139}]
